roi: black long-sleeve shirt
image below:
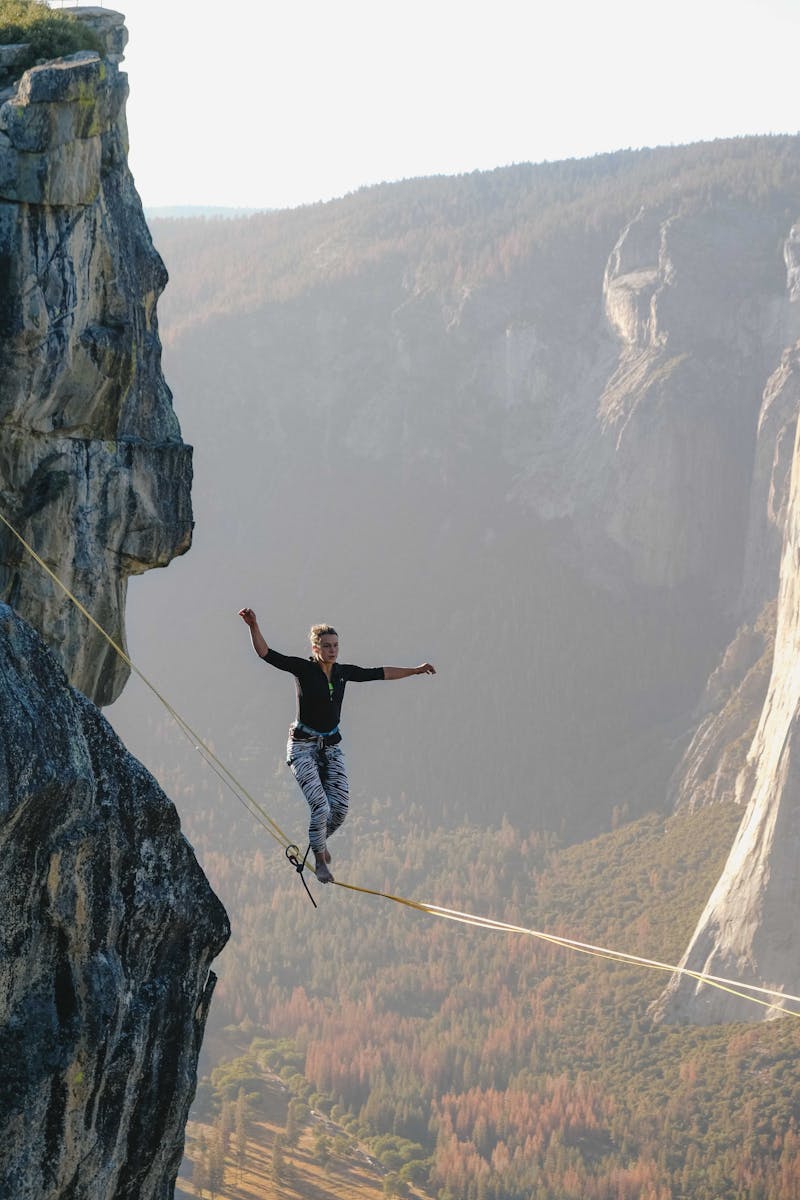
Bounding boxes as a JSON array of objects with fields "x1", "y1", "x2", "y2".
[{"x1": 262, "y1": 648, "x2": 384, "y2": 736}]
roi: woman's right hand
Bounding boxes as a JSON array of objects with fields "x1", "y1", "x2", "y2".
[{"x1": 238, "y1": 607, "x2": 257, "y2": 627}]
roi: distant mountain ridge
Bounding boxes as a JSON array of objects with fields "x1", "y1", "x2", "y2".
[{"x1": 145, "y1": 205, "x2": 271, "y2": 220}]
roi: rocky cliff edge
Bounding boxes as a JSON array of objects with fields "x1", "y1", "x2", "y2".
[
  {"x1": 0, "y1": 603, "x2": 229, "y2": 1198},
  {"x1": 0, "y1": 8, "x2": 191, "y2": 707},
  {"x1": 0, "y1": 11, "x2": 230, "y2": 1195}
]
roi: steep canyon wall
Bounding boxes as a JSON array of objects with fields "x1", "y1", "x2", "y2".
[
  {"x1": 595, "y1": 199, "x2": 800, "y2": 1021},
  {"x1": 0, "y1": 10, "x2": 229, "y2": 1196},
  {"x1": 652, "y1": 336, "x2": 800, "y2": 1023},
  {"x1": 0, "y1": 8, "x2": 191, "y2": 707}
]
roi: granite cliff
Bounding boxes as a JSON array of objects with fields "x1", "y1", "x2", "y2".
[
  {"x1": 535, "y1": 199, "x2": 800, "y2": 1023},
  {"x1": 0, "y1": 8, "x2": 191, "y2": 708},
  {"x1": 652, "y1": 337, "x2": 800, "y2": 1023},
  {"x1": 0, "y1": 9, "x2": 229, "y2": 1195},
  {"x1": 0, "y1": 603, "x2": 229, "y2": 1198}
]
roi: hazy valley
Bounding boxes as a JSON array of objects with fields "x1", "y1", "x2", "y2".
[
  {"x1": 6, "y1": 6, "x2": 800, "y2": 1198},
  {"x1": 106, "y1": 138, "x2": 800, "y2": 1197}
]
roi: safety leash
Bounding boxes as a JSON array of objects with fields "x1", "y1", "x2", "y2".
[{"x1": 285, "y1": 843, "x2": 316, "y2": 907}]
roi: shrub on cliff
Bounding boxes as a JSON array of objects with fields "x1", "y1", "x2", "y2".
[{"x1": 0, "y1": 0, "x2": 102, "y2": 69}]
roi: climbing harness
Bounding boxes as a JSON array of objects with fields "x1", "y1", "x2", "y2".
[
  {"x1": 3, "y1": 507, "x2": 800, "y2": 1019},
  {"x1": 294, "y1": 720, "x2": 340, "y2": 740}
]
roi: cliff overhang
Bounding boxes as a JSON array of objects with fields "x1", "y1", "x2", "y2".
[{"x1": 0, "y1": 7, "x2": 191, "y2": 707}]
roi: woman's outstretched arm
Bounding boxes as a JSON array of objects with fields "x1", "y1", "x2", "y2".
[
  {"x1": 383, "y1": 663, "x2": 436, "y2": 679},
  {"x1": 239, "y1": 607, "x2": 269, "y2": 658}
]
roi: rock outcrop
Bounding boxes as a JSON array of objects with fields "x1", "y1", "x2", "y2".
[
  {"x1": 0, "y1": 604, "x2": 229, "y2": 1198},
  {"x1": 599, "y1": 205, "x2": 789, "y2": 596},
  {"x1": 650, "y1": 435, "x2": 800, "y2": 1020},
  {"x1": 665, "y1": 607, "x2": 775, "y2": 814},
  {"x1": 650, "y1": 363, "x2": 800, "y2": 1022},
  {"x1": 0, "y1": 8, "x2": 191, "y2": 707},
  {"x1": 663, "y1": 332, "x2": 800, "y2": 814},
  {"x1": 643, "y1": 210, "x2": 800, "y2": 1021},
  {"x1": 0, "y1": 11, "x2": 229, "y2": 1196}
]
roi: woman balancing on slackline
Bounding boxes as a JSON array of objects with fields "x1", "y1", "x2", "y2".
[{"x1": 239, "y1": 609, "x2": 435, "y2": 883}]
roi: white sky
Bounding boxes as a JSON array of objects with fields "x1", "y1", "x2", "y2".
[{"x1": 72, "y1": 0, "x2": 800, "y2": 210}]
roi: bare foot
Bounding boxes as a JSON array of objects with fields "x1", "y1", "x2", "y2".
[
  {"x1": 315, "y1": 853, "x2": 334, "y2": 883},
  {"x1": 324, "y1": 848, "x2": 331, "y2": 863}
]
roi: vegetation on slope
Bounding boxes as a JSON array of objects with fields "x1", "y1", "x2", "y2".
[
  {"x1": 0, "y1": 0, "x2": 102, "y2": 69},
  {"x1": 150, "y1": 135, "x2": 800, "y2": 341},
  {"x1": 177, "y1": 1060, "x2": 424, "y2": 1200},
  {"x1": 163, "y1": 787, "x2": 800, "y2": 1200}
]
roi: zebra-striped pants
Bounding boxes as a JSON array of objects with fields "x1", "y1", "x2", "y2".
[{"x1": 286, "y1": 735, "x2": 349, "y2": 853}]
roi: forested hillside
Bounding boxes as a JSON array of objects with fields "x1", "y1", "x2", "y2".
[
  {"x1": 160, "y1": 787, "x2": 800, "y2": 1200},
  {"x1": 150, "y1": 138, "x2": 800, "y2": 328}
]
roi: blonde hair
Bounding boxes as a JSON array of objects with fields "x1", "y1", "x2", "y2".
[{"x1": 309, "y1": 623, "x2": 338, "y2": 648}]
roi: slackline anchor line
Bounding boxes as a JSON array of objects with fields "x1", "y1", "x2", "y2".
[
  {"x1": 0, "y1": 509, "x2": 296, "y2": 854},
  {"x1": 285, "y1": 843, "x2": 316, "y2": 907},
  {"x1": 0, "y1": 511, "x2": 314, "y2": 902}
]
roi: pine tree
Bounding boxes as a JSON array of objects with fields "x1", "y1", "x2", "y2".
[
  {"x1": 285, "y1": 1097, "x2": 306, "y2": 1148},
  {"x1": 192, "y1": 1151, "x2": 210, "y2": 1199},
  {"x1": 208, "y1": 1129, "x2": 226, "y2": 1198},
  {"x1": 234, "y1": 1087, "x2": 248, "y2": 1182},
  {"x1": 218, "y1": 1096, "x2": 234, "y2": 1156},
  {"x1": 272, "y1": 1132, "x2": 287, "y2": 1183}
]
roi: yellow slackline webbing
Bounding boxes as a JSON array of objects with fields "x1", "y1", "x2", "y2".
[
  {"x1": 4, "y1": 507, "x2": 800, "y2": 1020},
  {"x1": 333, "y1": 880, "x2": 800, "y2": 1018},
  {"x1": 0, "y1": 510, "x2": 294, "y2": 853}
]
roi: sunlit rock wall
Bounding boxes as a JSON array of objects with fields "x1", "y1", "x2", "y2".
[
  {"x1": 0, "y1": 9, "x2": 191, "y2": 706},
  {"x1": 651, "y1": 405, "x2": 800, "y2": 1022},
  {"x1": 0, "y1": 12, "x2": 229, "y2": 1196},
  {"x1": 650, "y1": 222, "x2": 800, "y2": 1023}
]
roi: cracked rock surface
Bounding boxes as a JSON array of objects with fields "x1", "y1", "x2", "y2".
[{"x1": 0, "y1": 9, "x2": 191, "y2": 706}]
